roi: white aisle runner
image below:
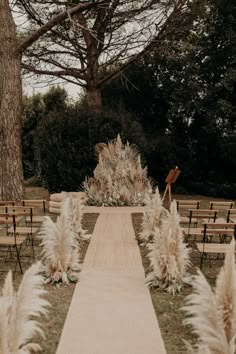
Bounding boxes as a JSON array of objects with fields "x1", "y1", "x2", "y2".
[{"x1": 56, "y1": 208, "x2": 166, "y2": 354}]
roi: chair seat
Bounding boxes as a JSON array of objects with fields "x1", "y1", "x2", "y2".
[
  {"x1": 202, "y1": 217, "x2": 226, "y2": 224},
  {"x1": 25, "y1": 215, "x2": 45, "y2": 223},
  {"x1": 180, "y1": 217, "x2": 197, "y2": 224},
  {"x1": 183, "y1": 227, "x2": 203, "y2": 236},
  {"x1": 0, "y1": 236, "x2": 26, "y2": 245},
  {"x1": 196, "y1": 243, "x2": 232, "y2": 254},
  {"x1": 8, "y1": 227, "x2": 39, "y2": 235},
  {"x1": 0, "y1": 216, "x2": 22, "y2": 224}
]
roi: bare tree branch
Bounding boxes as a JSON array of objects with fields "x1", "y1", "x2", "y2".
[{"x1": 18, "y1": 0, "x2": 105, "y2": 53}]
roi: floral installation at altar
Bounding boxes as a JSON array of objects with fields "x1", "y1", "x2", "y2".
[{"x1": 83, "y1": 134, "x2": 153, "y2": 206}]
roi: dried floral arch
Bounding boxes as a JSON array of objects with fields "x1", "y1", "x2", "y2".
[{"x1": 84, "y1": 134, "x2": 153, "y2": 206}]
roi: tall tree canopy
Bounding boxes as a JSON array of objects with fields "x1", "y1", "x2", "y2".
[
  {"x1": 101, "y1": 0, "x2": 236, "y2": 194},
  {"x1": 21, "y1": 0, "x2": 193, "y2": 111}
]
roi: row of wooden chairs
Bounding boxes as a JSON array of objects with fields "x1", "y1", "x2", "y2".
[
  {"x1": 196, "y1": 222, "x2": 236, "y2": 268},
  {"x1": 177, "y1": 200, "x2": 235, "y2": 227},
  {"x1": 177, "y1": 200, "x2": 236, "y2": 268},
  {"x1": 0, "y1": 200, "x2": 48, "y2": 274},
  {"x1": 176, "y1": 199, "x2": 234, "y2": 210}
]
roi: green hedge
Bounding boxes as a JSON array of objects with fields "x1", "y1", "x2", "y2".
[{"x1": 35, "y1": 106, "x2": 147, "y2": 192}]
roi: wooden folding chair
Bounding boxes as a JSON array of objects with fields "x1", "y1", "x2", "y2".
[
  {"x1": 6, "y1": 207, "x2": 39, "y2": 259},
  {"x1": 176, "y1": 200, "x2": 200, "y2": 226},
  {"x1": 184, "y1": 209, "x2": 218, "y2": 242},
  {"x1": 0, "y1": 213, "x2": 27, "y2": 274},
  {"x1": 21, "y1": 199, "x2": 47, "y2": 224},
  {"x1": 196, "y1": 222, "x2": 236, "y2": 268},
  {"x1": 209, "y1": 201, "x2": 234, "y2": 222}
]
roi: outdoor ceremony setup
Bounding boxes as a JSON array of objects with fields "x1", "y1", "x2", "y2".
[
  {"x1": 0, "y1": 0, "x2": 235, "y2": 352},
  {"x1": 1, "y1": 135, "x2": 236, "y2": 354}
]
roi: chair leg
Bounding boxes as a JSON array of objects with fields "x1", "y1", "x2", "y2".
[
  {"x1": 29, "y1": 233, "x2": 35, "y2": 260},
  {"x1": 200, "y1": 252, "x2": 205, "y2": 269},
  {"x1": 14, "y1": 244, "x2": 23, "y2": 275}
]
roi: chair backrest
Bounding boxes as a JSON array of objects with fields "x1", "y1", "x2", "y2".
[
  {"x1": 5, "y1": 205, "x2": 34, "y2": 213},
  {"x1": 4, "y1": 206, "x2": 34, "y2": 224},
  {"x1": 21, "y1": 200, "x2": 47, "y2": 214},
  {"x1": 209, "y1": 201, "x2": 234, "y2": 210},
  {"x1": 189, "y1": 209, "x2": 218, "y2": 221},
  {"x1": 176, "y1": 200, "x2": 200, "y2": 211}
]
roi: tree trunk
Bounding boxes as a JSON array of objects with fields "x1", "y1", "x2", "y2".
[
  {"x1": 0, "y1": 0, "x2": 24, "y2": 200},
  {"x1": 87, "y1": 87, "x2": 102, "y2": 112}
]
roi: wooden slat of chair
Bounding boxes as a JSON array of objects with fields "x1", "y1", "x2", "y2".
[
  {"x1": 189, "y1": 209, "x2": 219, "y2": 218},
  {"x1": 202, "y1": 222, "x2": 235, "y2": 228},
  {"x1": 0, "y1": 201, "x2": 15, "y2": 206},
  {"x1": 6, "y1": 206, "x2": 35, "y2": 212},
  {"x1": 176, "y1": 200, "x2": 201, "y2": 207},
  {"x1": 209, "y1": 201, "x2": 234, "y2": 210}
]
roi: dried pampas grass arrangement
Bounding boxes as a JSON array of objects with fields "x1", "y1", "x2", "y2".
[
  {"x1": 61, "y1": 196, "x2": 90, "y2": 245},
  {"x1": 183, "y1": 238, "x2": 236, "y2": 354},
  {"x1": 39, "y1": 197, "x2": 81, "y2": 284},
  {"x1": 146, "y1": 200, "x2": 190, "y2": 294},
  {"x1": 0, "y1": 262, "x2": 49, "y2": 353},
  {"x1": 83, "y1": 134, "x2": 153, "y2": 206},
  {"x1": 139, "y1": 187, "x2": 166, "y2": 242}
]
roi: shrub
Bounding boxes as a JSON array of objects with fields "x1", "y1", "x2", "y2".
[{"x1": 36, "y1": 105, "x2": 147, "y2": 192}]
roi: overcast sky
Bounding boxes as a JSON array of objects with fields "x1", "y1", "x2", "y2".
[{"x1": 23, "y1": 78, "x2": 82, "y2": 98}]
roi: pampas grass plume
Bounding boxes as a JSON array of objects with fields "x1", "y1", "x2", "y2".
[
  {"x1": 0, "y1": 262, "x2": 49, "y2": 353},
  {"x1": 183, "y1": 238, "x2": 236, "y2": 353}
]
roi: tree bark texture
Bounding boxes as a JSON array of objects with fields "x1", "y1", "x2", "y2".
[
  {"x1": 0, "y1": 0, "x2": 24, "y2": 200},
  {"x1": 87, "y1": 87, "x2": 102, "y2": 112}
]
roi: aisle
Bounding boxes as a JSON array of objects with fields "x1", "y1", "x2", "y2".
[{"x1": 56, "y1": 208, "x2": 166, "y2": 354}]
